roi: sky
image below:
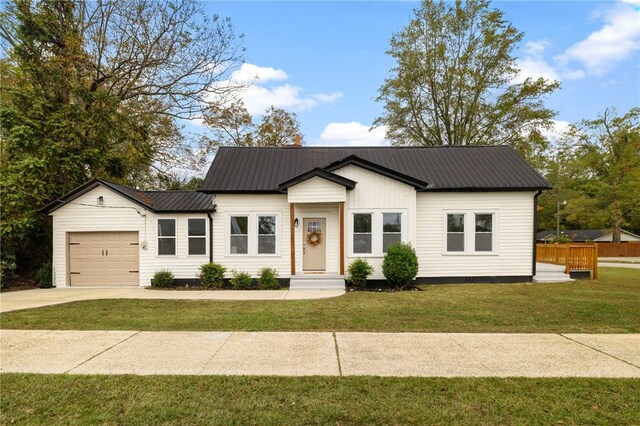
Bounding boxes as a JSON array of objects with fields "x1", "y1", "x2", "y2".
[{"x1": 193, "y1": 0, "x2": 640, "y2": 146}]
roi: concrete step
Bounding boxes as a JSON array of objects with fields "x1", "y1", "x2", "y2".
[
  {"x1": 290, "y1": 275, "x2": 345, "y2": 290},
  {"x1": 533, "y1": 275, "x2": 575, "y2": 283}
]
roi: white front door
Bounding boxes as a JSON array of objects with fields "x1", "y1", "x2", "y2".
[{"x1": 303, "y1": 218, "x2": 326, "y2": 272}]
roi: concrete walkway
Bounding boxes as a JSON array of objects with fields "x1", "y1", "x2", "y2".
[
  {"x1": 0, "y1": 288, "x2": 345, "y2": 313},
  {"x1": 1, "y1": 330, "x2": 638, "y2": 377}
]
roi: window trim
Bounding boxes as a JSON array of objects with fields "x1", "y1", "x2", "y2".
[
  {"x1": 445, "y1": 213, "x2": 466, "y2": 253},
  {"x1": 352, "y1": 212, "x2": 373, "y2": 255},
  {"x1": 382, "y1": 212, "x2": 403, "y2": 253},
  {"x1": 225, "y1": 213, "x2": 281, "y2": 257},
  {"x1": 442, "y1": 210, "x2": 499, "y2": 256},
  {"x1": 474, "y1": 213, "x2": 494, "y2": 253},
  {"x1": 187, "y1": 217, "x2": 208, "y2": 257},
  {"x1": 229, "y1": 215, "x2": 249, "y2": 256},
  {"x1": 257, "y1": 214, "x2": 277, "y2": 255},
  {"x1": 348, "y1": 210, "x2": 407, "y2": 257},
  {"x1": 157, "y1": 218, "x2": 177, "y2": 257}
]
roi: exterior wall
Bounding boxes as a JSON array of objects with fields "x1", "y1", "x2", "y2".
[
  {"x1": 415, "y1": 191, "x2": 535, "y2": 278},
  {"x1": 51, "y1": 186, "x2": 210, "y2": 287},
  {"x1": 287, "y1": 177, "x2": 346, "y2": 203},
  {"x1": 334, "y1": 165, "x2": 417, "y2": 279},
  {"x1": 212, "y1": 194, "x2": 291, "y2": 277}
]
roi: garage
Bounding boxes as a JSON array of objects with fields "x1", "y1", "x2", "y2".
[{"x1": 68, "y1": 231, "x2": 139, "y2": 286}]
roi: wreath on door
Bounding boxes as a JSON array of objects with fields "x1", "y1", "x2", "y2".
[{"x1": 306, "y1": 230, "x2": 322, "y2": 247}]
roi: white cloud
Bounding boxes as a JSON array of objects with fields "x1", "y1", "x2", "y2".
[
  {"x1": 514, "y1": 40, "x2": 560, "y2": 84},
  {"x1": 229, "y1": 63, "x2": 288, "y2": 84},
  {"x1": 317, "y1": 122, "x2": 389, "y2": 146},
  {"x1": 556, "y1": 4, "x2": 640, "y2": 75},
  {"x1": 541, "y1": 119, "x2": 572, "y2": 144}
]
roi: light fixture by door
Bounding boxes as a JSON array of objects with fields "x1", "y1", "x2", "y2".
[{"x1": 294, "y1": 218, "x2": 299, "y2": 228}]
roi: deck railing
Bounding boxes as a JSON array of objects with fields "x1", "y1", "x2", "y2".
[{"x1": 536, "y1": 243, "x2": 598, "y2": 279}]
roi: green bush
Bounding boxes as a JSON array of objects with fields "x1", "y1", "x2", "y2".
[
  {"x1": 152, "y1": 270, "x2": 174, "y2": 288},
  {"x1": 0, "y1": 253, "x2": 17, "y2": 289},
  {"x1": 257, "y1": 267, "x2": 280, "y2": 289},
  {"x1": 199, "y1": 262, "x2": 226, "y2": 288},
  {"x1": 382, "y1": 242, "x2": 418, "y2": 289},
  {"x1": 347, "y1": 258, "x2": 374, "y2": 288},
  {"x1": 36, "y1": 260, "x2": 53, "y2": 288},
  {"x1": 230, "y1": 270, "x2": 252, "y2": 290}
]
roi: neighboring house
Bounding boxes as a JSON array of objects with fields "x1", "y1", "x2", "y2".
[
  {"x1": 537, "y1": 229, "x2": 640, "y2": 243},
  {"x1": 43, "y1": 145, "x2": 551, "y2": 289}
]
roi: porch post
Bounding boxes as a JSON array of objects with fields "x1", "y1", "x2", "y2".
[
  {"x1": 339, "y1": 201, "x2": 345, "y2": 275},
  {"x1": 290, "y1": 203, "x2": 296, "y2": 276}
]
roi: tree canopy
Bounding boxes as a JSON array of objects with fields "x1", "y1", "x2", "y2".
[{"x1": 374, "y1": 0, "x2": 559, "y2": 161}]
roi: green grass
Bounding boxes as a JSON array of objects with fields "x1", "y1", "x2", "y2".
[
  {"x1": 1, "y1": 374, "x2": 639, "y2": 425},
  {"x1": 2, "y1": 267, "x2": 638, "y2": 333}
]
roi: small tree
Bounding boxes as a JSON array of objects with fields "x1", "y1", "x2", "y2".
[
  {"x1": 347, "y1": 259, "x2": 374, "y2": 288},
  {"x1": 382, "y1": 243, "x2": 419, "y2": 289}
]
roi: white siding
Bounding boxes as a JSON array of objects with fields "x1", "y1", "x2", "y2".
[
  {"x1": 287, "y1": 177, "x2": 346, "y2": 203},
  {"x1": 51, "y1": 186, "x2": 210, "y2": 287},
  {"x1": 416, "y1": 192, "x2": 535, "y2": 278},
  {"x1": 212, "y1": 194, "x2": 291, "y2": 277},
  {"x1": 335, "y1": 165, "x2": 417, "y2": 279}
]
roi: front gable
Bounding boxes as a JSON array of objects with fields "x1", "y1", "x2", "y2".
[{"x1": 286, "y1": 176, "x2": 348, "y2": 203}]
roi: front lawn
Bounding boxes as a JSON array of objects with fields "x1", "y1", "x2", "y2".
[
  {"x1": 2, "y1": 374, "x2": 639, "y2": 425},
  {"x1": 1, "y1": 267, "x2": 638, "y2": 333}
]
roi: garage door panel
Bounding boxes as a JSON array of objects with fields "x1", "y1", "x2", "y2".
[{"x1": 68, "y1": 232, "x2": 139, "y2": 287}]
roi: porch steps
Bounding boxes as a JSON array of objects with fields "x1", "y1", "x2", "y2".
[
  {"x1": 290, "y1": 275, "x2": 346, "y2": 290},
  {"x1": 532, "y1": 262, "x2": 574, "y2": 283}
]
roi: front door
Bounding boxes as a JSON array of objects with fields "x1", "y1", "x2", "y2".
[{"x1": 303, "y1": 218, "x2": 326, "y2": 272}]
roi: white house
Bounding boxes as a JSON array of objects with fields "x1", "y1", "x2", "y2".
[{"x1": 43, "y1": 145, "x2": 551, "y2": 289}]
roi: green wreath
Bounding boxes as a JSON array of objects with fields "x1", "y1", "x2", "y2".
[{"x1": 306, "y1": 230, "x2": 322, "y2": 247}]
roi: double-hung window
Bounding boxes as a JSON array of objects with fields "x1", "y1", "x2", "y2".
[
  {"x1": 230, "y1": 216, "x2": 248, "y2": 254},
  {"x1": 188, "y1": 218, "x2": 207, "y2": 255},
  {"x1": 353, "y1": 213, "x2": 372, "y2": 254},
  {"x1": 258, "y1": 215, "x2": 276, "y2": 254},
  {"x1": 446, "y1": 214, "x2": 465, "y2": 252},
  {"x1": 382, "y1": 213, "x2": 402, "y2": 252},
  {"x1": 158, "y1": 219, "x2": 176, "y2": 255},
  {"x1": 475, "y1": 214, "x2": 493, "y2": 252}
]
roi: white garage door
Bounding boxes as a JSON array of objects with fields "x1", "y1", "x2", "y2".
[{"x1": 68, "y1": 232, "x2": 139, "y2": 286}]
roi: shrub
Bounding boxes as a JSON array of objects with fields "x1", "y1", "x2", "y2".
[
  {"x1": 382, "y1": 242, "x2": 418, "y2": 289},
  {"x1": 0, "y1": 253, "x2": 17, "y2": 289},
  {"x1": 152, "y1": 270, "x2": 174, "y2": 288},
  {"x1": 36, "y1": 260, "x2": 54, "y2": 288},
  {"x1": 347, "y1": 258, "x2": 374, "y2": 288},
  {"x1": 230, "y1": 270, "x2": 252, "y2": 289},
  {"x1": 200, "y1": 262, "x2": 226, "y2": 288},
  {"x1": 257, "y1": 267, "x2": 280, "y2": 289}
]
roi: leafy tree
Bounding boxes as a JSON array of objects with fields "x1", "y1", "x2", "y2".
[
  {"x1": 202, "y1": 101, "x2": 303, "y2": 147},
  {"x1": 0, "y1": 0, "x2": 243, "y2": 274},
  {"x1": 374, "y1": 0, "x2": 559, "y2": 160}
]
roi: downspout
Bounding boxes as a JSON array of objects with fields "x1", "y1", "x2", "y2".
[
  {"x1": 207, "y1": 212, "x2": 214, "y2": 263},
  {"x1": 533, "y1": 191, "x2": 542, "y2": 277}
]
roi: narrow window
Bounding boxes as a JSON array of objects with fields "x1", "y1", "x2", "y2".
[
  {"x1": 446, "y1": 214, "x2": 465, "y2": 252},
  {"x1": 258, "y1": 215, "x2": 276, "y2": 254},
  {"x1": 382, "y1": 213, "x2": 402, "y2": 252},
  {"x1": 188, "y1": 218, "x2": 206, "y2": 255},
  {"x1": 230, "y1": 216, "x2": 248, "y2": 254},
  {"x1": 158, "y1": 219, "x2": 176, "y2": 255},
  {"x1": 475, "y1": 214, "x2": 493, "y2": 252},
  {"x1": 353, "y1": 213, "x2": 372, "y2": 254}
]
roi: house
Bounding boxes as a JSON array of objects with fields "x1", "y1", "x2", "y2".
[
  {"x1": 43, "y1": 145, "x2": 551, "y2": 289},
  {"x1": 537, "y1": 229, "x2": 640, "y2": 243}
]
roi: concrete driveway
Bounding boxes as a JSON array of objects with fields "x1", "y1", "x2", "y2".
[
  {"x1": 0, "y1": 287, "x2": 345, "y2": 313},
  {"x1": 1, "y1": 330, "x2": 638, "y2": 377}
]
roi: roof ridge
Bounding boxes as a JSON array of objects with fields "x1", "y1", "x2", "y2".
[{"x1": 217, "y1": 145, "x2": 509, "y2": 150}]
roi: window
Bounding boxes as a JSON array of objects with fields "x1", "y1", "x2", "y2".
[
  {"x1": 382, "y1": 213, "x2": 402, "y2": 252},
  {"x1": 258, "y1": 215, "x2": 276, "y2": 254},
  {"x1": 446, "y1": 214, "x2": 465, "y2": 252},
  {"x1": 475, "y1": 214, "x2": 493, "y2": 252},
  {"x1": 230, "y1": 216, "x2": 248, "y2": 254},
  {"x1": 353, "y1": 213, "x2": 372, "y2": 254},
  {"x1": 188, "y1": 218, "x2": 206, "y2": 255},
  {"x1": 158, "y1": 219, "x2": 176, "y2": 255}
]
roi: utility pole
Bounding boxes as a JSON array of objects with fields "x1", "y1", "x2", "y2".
[{"x1": 556, "y1": 200, "x2": 566, "y2": 238}]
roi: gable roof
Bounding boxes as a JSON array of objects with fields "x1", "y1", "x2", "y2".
[
  {"x1": 41, "y1": 179, "x2": 214, "y2": 214},
  {"x1": 276, "y1": 168, "x2": 357, "y2": 191},
  {"x1": 201, "y1": 145, "x2": 551, "y2": 193},
  {"x1": 323, "y1": 155, "x2": 428, "y2": 189}
]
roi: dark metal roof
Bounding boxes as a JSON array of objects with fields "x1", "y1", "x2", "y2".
[
  {"x1": 277, "y1": 168, "x2": 357, "y2": 191},
  {"x1": 41, "y1": 179, "x2": 214, "y2": 214},
  {"x1": 201, "y1": 146, "x2": 551, "y2": 193}
]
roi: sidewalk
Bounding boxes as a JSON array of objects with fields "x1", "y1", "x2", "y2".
[
  {"x1": 0, "y1": 287, "x2": 345, "y2": 313},
  {"x1": 1, "y1": 330, "x2": 638, "y2": 377}
]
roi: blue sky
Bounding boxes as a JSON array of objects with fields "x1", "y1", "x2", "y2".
[{"x1": 198, "y1": 1, "x2": 640, "y2": 146}]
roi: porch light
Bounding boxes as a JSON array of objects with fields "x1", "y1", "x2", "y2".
[
  {"x1": 97, "y1": 196, "x2": 104, "y2": 206},
  {"x1": 294, "y1": 218, "x2": 299, "y2": 228}
]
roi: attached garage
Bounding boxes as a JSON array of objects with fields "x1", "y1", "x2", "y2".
[{"x1": 68, "y1": 231, "x2": 139, "y2": 287}]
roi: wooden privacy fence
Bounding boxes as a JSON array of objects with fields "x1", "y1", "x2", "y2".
[
  {"x1": 596, "y1": 242, "x2": 640, "y2": 257},
  {"x1": 536, "y1": 243, "x2": 598, "y2": 279}
]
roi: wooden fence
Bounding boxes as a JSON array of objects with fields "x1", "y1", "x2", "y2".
[
  {"x1": 596, "y1": 242, "x2": 640, "y2": 257},
  {"x1": 536, "y1": 243, "x2": 598, "y2": 279}
]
